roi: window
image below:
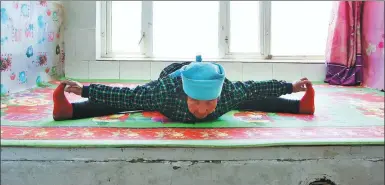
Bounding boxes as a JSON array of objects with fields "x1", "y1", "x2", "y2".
[
  {"x1": 110, "y1": 1, "x2": 142, "y2": 54},
  {"x1": 229, "y1": 1, "x2": 260, "y2": 54},
  {"x1": 271, "y1": 1, "x2": 333, "y2": 56},
  {"x1": 153, "y1": 1, "x2": 219, "y2": 58},
  {"x1": 101, "y1": 1, "x2": 333, "y2": 59}
]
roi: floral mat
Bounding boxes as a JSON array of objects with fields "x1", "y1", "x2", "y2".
[{"x1": 1, "y1": 81, "x2": 384, "y2": 147}]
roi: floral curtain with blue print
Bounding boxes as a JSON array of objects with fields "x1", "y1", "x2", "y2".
[{"x1": 0, "y1": 1, "x2": 65, "y2": 95}]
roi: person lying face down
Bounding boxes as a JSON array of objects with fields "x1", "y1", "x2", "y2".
[
  {"x1": 53, "y1": 62, "x2": 314, "y2": 123},
  {"x1": 176, "y1": 62, "x2": 224, "y2": 119}
]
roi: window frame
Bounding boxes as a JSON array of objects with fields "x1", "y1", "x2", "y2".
[
  {"x1": 102, "y1": 1, "x2": 151, "y2": 58},
  {"x1": 99, "y1": 1, "x2": 324, "y2": 60}
]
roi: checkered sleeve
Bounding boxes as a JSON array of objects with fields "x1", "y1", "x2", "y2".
[
  {"x1": 86, "y1": 82, "x2": 163, "y2": 111},
  {"x1": 233, "y1": 80, "x2": 293, "y2": 100}
]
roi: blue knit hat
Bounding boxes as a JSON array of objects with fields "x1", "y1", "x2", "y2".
[{"x1": 181, "y1": 62, "x2": 225, "y2": 100}]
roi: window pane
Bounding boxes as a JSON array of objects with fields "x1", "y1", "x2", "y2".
[
  {"x1": 111, "y1": 1, "x2": 142, "y2": 53},
  {"x1": 271, "y1": 1, "x2": 333, "y2": 56},
  {"x1": 153, "y1": 1, "x2": 219, "y2": 58},
  {"x1": 230, "y1": 1, "x2": 260, "y2": 53}
]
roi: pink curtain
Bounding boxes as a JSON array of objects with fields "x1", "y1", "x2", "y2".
[
  {"x1": 324, "y1": 1, "x2": 364, "y2": 86},
  {"x1": 362, "y1": 1, "x2": 384, "y2": 90}
]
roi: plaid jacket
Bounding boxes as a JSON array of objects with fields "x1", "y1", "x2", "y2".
[{"x1": 82, "y1": 62, "x2": 293, "y2": 123}]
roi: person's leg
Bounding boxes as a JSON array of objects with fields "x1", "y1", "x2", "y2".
[
  {"x1": 238, "y1": 97, "x2": 300, "y2": 113},
  {"x1": 53, "y1": 84, "x2": 127, "y2": 120},
  {"x1": 237, "y1": 84, "x2": 315, "y2": 114},
  {"x1": 71, "y1": 100, "x2": 127, "y2": 119}
]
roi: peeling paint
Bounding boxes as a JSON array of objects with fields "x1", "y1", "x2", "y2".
[
  {"x1": 323, "y1": 150, "x2": 340, "y2": 158},
  {"x1": 308, "y1": 176, "x2": 336, "y2": 185},
  {"x1": 172, "y1": 166, "x2": 181, "y2": 170},
  {"x1": 368, "y1": 158, "x2": 385, "y2": 162}
]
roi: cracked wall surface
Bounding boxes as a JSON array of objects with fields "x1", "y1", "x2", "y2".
[{"x1": 1, "y1": 146, "x2": 384, "y2": 185}]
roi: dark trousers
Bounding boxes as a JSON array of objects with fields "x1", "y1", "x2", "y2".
[{"x1": 72, "y1": 97, "x2": 299, "y2": 119}]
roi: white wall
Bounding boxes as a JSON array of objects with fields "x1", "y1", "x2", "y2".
[{"x1": 63, "y1": 1, "x2": 326, "y2": 82}]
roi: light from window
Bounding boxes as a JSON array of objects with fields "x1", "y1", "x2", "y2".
[
  {"x1": 271, "y1": 1, "x2": 333, "y2": 56},
  {"x1": 153, "y1": 1, "x2": 219, "y2": 58},
  {"x1": 111, "y1": 1, "x2": 142, "y2": 53},
  {"x1": 229, "y1": 1, "x2": 260, "y2": 53}
]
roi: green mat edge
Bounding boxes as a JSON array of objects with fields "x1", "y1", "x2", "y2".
[{"x1": 2, "y1": 139, "x2": 384, "y2": 148}]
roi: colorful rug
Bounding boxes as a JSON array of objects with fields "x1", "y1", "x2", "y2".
[{"x1": 1, "y1": 81, "x2": 384, "y2": 147}]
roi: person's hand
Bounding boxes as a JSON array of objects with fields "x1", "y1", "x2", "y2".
[
  {"x1": 61, "y1": 80, "x2": 83, "y2": 96},
  {"x1": 292, "y1": 78, "x2": 312, "y2": 93}
]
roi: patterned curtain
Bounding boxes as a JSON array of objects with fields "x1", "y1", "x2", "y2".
[{"x1": 324, "y1": 1, "x2": 364, "y2": 86}]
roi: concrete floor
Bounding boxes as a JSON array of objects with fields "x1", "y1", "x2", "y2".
[{"x1": 1, "y1": 146, "x2": 384, "y2": 185}]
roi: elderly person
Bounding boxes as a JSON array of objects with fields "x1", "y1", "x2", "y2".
[{"x1": 53, "y1": 62, "x2": 314, "y2": 123}]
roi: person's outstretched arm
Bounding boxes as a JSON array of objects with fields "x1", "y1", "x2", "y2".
[
  {"x1": 81, "y1": 80, "x2": 166, "y2": 111},
  {"x1": 54, "y1": 80, "x2": 169, "y2": 120},
  {"x1": 229, "y1": 78, "x2": 311, "y2": 100}
]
